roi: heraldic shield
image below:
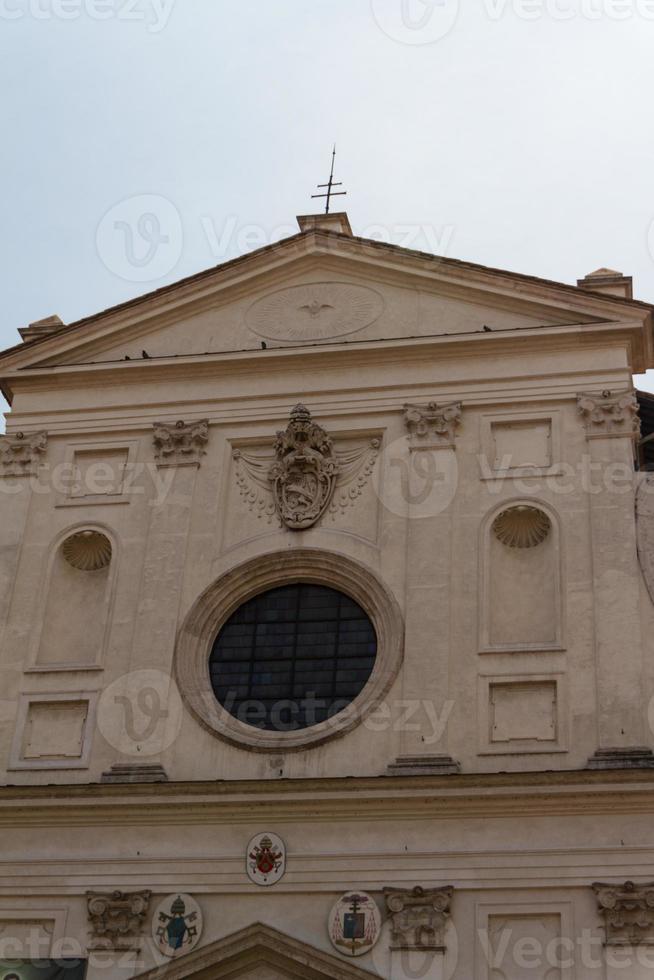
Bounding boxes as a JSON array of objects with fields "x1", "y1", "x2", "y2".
[
  {"x1": 246, "y1": 832, "x2": 286, "y2": 886},
  {"x1": 328, "y1": 892, "x2": 381, "y2": 957},
  {"x1": 269, "y1": 405, "x2": 339, "y2": 530}
]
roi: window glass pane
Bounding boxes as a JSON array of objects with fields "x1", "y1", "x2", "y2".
[{"x1": 209, "y1": 584, "x2": 377, "y2": 732}]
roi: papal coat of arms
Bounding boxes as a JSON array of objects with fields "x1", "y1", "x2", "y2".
[
  {"x1": 233, "y1": 409, "x2": 380, "y2": 530},
  {"x1": 246, "y1": 832, "x2": 286, "y2": 886},
  {"x1": 328, "y1": 891, "x2": 381, "y2": 957},
  {"x1": 268, "y1": 404, "x2": 338, "y2": 530},
  {"x1": 152, "y1": 893, "x2": 203, "y2": 959}
]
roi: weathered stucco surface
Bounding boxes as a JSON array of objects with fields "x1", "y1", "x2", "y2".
[{"x1": 1, "y1": 219, "x2": 653, "y2": 978}]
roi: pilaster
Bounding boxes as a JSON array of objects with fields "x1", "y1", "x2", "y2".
[
  {"x1": 577, "y1": 392, "x2": 654, "y2": 767},
  {"x1": 390, "y1": 404, "x2": 462, "y2": 774}
]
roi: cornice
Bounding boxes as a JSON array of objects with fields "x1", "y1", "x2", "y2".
[
  {"x1": 0, "y1": 770, "x2": 653, "y2": 827},
  {"x1": 0, "y1": 318, "x2": 644, "y2": 395},
  {"x1": 1, "y1": 229, "x2": 651, "y2": 380},
  {"x1": 4, "y1": 365, "x2": 636, "y2": 438}
]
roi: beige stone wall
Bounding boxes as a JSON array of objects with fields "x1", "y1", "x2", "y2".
[
  {"x1": 1, "y1": 232, "x2": 653, "y2": 977},
  {"x1": 0, "y1": 336, "x2": 649, "y2": 783},
  {"x1": 0, "y1": 778, "x2": 652, "y2": 977}
]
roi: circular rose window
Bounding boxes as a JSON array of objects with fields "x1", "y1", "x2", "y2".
[
  {"x1": 174, "y1": 549, "x2": 404, "y2": 751},
  {"x1": 209, "y1": 584, "x2": 377, "y2": 732}
]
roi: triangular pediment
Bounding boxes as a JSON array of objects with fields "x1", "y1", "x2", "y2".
[
  {"x1": 132, "y1": 922, "x2": 381, "y2": 980},
  {"x1": 0, "y1": 229, "x2": 651, "y2": 389}
]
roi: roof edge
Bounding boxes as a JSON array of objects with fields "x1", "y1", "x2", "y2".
[{"x1": 3, "y1": 229, "x2": 652, "y2": 365}]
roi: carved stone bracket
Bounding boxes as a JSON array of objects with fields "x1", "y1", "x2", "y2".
[
  {"x1": 404, "y1": 403, "x2": 462, "y2": 450},
  {"x1": 593, "y1": 881, "x2": 654, "y2": 946},
  {"x1": 153, "y1": 420, "x2": 209, "y2": 467},
  {"x1": 269, "y1": 404, "x2": 339, "y2": 530},
  {"x1": 0, "y1": 430, "x2": 47, "y2": 477},
  {"x1": 383, "y1": 886, "x2": 454, "y2": 951},
  {"x1": 86, "y1": 890, "x2": 152, "y2": 950},
  {"x1": 577, "y1": 391, "x2": 640, "y2": 440}
]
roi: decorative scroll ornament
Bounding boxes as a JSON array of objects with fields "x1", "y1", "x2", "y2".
[
  {"x1": 328, "y1": 439, "x2": 381, "y2": 518},
  {"x1": 0, "y1": 430, "x2": 47, "y2": 477},
  {"x1": 153, "y1": 893, "x2": 203, "y2": 959},
  {"x1": 577, "y1": 391, "x2": 640, "y2": 440},
  {"x1": 492, "y1": 505, "x2": 551, "y2": 549},
  {"x1": 62, "y1": 530, "x2": 112, "y2": 571},
  {"x1": 383, "y1": 886, "x2": 454, "y2": 951},
  {"x1": 328, "y1": 892, "x2": 381, "y2": 958},
  {"x1": 404, "y1": 403, "x2": 462, "y2": 450},
  {"x1": 593, "y1": 881, "x2": 654, "y2": 946},
  {"x1": 86, "y1": 890, "x2": 151, "y2": 950},
  {"x1": 246, "y1": 832, "x2": 286, "y2": 886},
  {"x1": 152, "y1": 419, "x2": 209, "y2": 467}
]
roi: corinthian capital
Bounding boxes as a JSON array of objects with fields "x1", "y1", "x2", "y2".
[
  {"x1": 577, "y1": 391, "x2": 640, "y2": 440},
  {"x1": 86, "y1": 890, "x2": 151, "y2": 950},
  {"x1": 0, "y1": 430, "x2": 47, "y2": 477},
  {"x1": 593, "y1": 881, "x2": 654, "y2": 946},
  {"x1": 404, "y1": 402, "x2": 462, "y2": 450},
  {"x1": 383, "y1": 885, "x2": 453, "y2": 951},
  {"x1": 152, "y1": 419, "x2": 209, "y2": 467}
]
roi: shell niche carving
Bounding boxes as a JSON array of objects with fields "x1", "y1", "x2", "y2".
[
  {"x1": 62, "y1": 530, "x2": 113, "y2": 571},
  {"x1": 492, "y1": 506, "x2": 551, "y2": 549}
]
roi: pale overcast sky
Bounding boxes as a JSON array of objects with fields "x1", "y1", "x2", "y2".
[{"x1": 2, "y1": 0, "x2": 654, "y2": 425}]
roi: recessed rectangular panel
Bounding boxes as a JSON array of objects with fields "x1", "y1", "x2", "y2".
[
  {"x1": 487, "y1": 913, "x2": 562, "y2": 979},
  {"x1": 22, "y1": 701, "x2": 88, "y2": 760},
  {"x1": 490, "y1": 681, "x2": 557, "y2": 743},
  {"x1": 491, "y1": 420, "x2": 552, "y2": 470},
  {"x1": 70, "y1": 448, "x2": 128, "y2": 498}
]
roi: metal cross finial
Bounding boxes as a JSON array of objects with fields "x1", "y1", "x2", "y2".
[{"x1": 311, "y1": 145, "x2": 347, "y2": 214}]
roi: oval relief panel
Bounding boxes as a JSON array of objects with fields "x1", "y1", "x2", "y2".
[{"x1": 246, "y1": 281, "x2": 384, "y2": 342}]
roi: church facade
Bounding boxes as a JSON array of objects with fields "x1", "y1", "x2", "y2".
[{"x1": 1, "y1": 212, "x2": 654, "y2": 978}]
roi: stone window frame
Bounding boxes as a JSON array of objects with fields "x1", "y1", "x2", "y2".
[{"x1": 174, "y1": 548, "x2": 404, "y2": 752}]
